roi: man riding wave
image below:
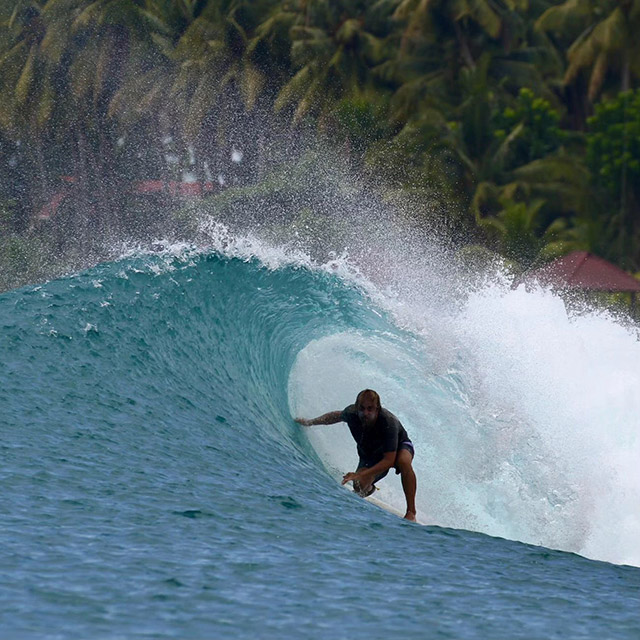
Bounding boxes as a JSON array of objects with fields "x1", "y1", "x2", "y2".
[{"x1": 296, "y1": 389, "x2": 417, "y2": 521}]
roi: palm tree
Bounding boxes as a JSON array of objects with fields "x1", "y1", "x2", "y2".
[
  {"x1": 537, "y1": 0, "x2": 640, "y2": 102},
  {"x1": 477, "y1": 195, "x2": 581, "y2": 268},
  {"x1": 110, "y1": 0, "x2": 280, "y2": 185},
  {"x1": 273, "y1": 0, "x2": 392, "y2": 125},
  {"x1": 0, "y1": 0, "x2": 60, "y2": 212}
]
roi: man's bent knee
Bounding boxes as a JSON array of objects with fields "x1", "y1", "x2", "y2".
[{"x1": 394, "y1": 449, "x2": 414, "y2": 473}]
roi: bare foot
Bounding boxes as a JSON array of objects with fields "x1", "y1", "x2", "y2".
[{"x1": 404, "y1": 511, "x2": 417, "y2": 522}]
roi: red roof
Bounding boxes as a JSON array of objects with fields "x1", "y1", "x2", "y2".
[
  {"x1": 527, "y1": 251, "x2": 640, "y2": 292},
  {"x1": 37, "y1": 178, "x2": 219, "y2": 222},
  {"x1": 38, "y1": 192, "x2": 66, "y2": 219},
  {"x1": 136, "y1": 180, "x2": 166, "y2": 193}
]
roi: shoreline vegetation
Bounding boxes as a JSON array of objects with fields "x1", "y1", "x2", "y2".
[{"x1": 1, "y1": 0, "x2": 640, "y2": 313}]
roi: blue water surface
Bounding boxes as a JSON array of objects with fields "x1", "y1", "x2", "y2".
[{"x1": 1, "y1": 252, "x2": 638, "y2": 639}]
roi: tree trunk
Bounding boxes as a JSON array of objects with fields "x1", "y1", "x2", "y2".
[
  {"x1": 75, "y1": 129, "x2": 93, "y2": 239},
  {"x1": 621, "y1": 49, "x2": 630, "y2": 92},
  {"x1": 454, "y1": 21, "x2": 476, "y2": 70},
  {"x1": 35, "y1": 137, "x2": 48, "y2": 219}
]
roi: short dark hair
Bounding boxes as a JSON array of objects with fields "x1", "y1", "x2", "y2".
[{"x1": 356, "y1": 389, "x2": 381, "y2": 409}]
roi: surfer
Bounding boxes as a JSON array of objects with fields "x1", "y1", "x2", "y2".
[{"x1": 295, "y1": 389, "x2": 417, "y2": 521}]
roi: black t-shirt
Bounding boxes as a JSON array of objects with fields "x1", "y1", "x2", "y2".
[{"x1": 341, "y1": 404, "x2": 410, "y2": 464}]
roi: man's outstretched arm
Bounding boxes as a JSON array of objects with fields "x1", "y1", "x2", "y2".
[{"x1": 295, "y1": 411, "x2": 343, "y2": 426}]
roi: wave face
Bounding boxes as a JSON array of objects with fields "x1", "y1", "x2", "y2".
[{"x1": 1, "y1": 239, "x2": 639, "y2": 638}]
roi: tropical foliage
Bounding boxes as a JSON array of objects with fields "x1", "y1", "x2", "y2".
[{"x1": 1, "y1": 0, "x2": 640, "y2": 283}]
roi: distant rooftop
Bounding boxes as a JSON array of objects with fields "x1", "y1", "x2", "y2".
[{"x1": 526, "y1": 251, "x2": 640, "y2": 293}]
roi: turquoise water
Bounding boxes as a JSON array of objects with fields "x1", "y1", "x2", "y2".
[{"x1": 1, "y1": 248, "x2": 638, "y2": 639}]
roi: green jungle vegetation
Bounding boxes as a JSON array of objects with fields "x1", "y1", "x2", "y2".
[{"x1": 1, "y1": 0, "x2": 640, "y2": 299}]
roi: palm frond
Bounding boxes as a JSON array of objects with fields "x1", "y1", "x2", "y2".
[
  {"x1": 15, "y1": 44, "x2": 35, "y2": 106},
  {"x1": 274, "y1": 64, "x2": 312, "y2": 113}
]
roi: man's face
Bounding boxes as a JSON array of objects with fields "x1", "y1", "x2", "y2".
[{"x1": 357, "y1": 399, "x2": 379, "y2": 427}]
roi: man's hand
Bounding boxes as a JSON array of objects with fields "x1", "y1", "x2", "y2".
[
  {"x1": 295, "y1": 417, "x2": 312, "y2": 426},
  {"x1": 341, "y1": 469, "x2": 372, "y2": 486},
  {"x1": 341, "y1": 471, "x2": 358, "y2": 485}
]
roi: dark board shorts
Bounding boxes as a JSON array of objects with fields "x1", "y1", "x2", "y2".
[{"x1": 358, "y1": 440, "x2": 415, "y2": 483}]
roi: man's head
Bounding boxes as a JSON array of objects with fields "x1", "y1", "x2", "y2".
[{"x1": 356, "y1": 389, "x2": 380, "y2": 427}]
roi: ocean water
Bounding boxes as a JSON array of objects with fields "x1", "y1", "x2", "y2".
[{"x1": 1, "y1": 236, "x2": 638, "y2": 639}]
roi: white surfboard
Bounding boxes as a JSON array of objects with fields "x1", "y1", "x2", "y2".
[{"x1": 364, "y1": 492, "x2": 407, "y2": 519}]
